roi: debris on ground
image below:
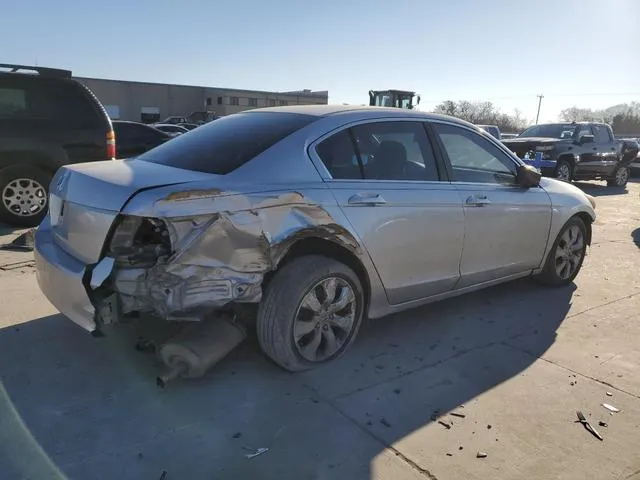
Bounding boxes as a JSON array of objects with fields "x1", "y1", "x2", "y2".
[
  {"x1": 599, "y1": 421, "x2": 608, "y2": 427},
  {"x1": 244, "y1": 447, "x2": 269, "y2": 459},
  {"x1": 450, "y1": 412, "x2": 466, "y2": 418},
  {"x1": 380, "y1": 418, "x2": 391, "y2": 428},
  {"x1": 159, "y1": 471, "x2": 168, "y2": 480},
  {"x1": 438, "y1": 420, "x2": 452, "y2": 430},
  {"x1": 232, "y1": 432, "x2": 242, "y2": 439},
  {"x1": 0, "y1": 229, "x2": 35, "y2": 251},
  {"x1": 446, "y1": 453, "x2": 453, "y2": 457},
  {"x1": 576, "y1": 411, "x2": 604, "y2": 441},
  {"x1": 606, "y1": 392, "x2": 613, "y2": 396},
  {"x1": 602, "y1": 403, "x2": 620, "y2": 413},
  {"x1": 487, "y1": 424, "x2": 492, "y2": 430},
  {"x1": 477, "y1": 452, "x2": 488, "y2": 458}
]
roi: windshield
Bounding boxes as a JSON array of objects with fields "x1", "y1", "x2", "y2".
[{"x1": 519, "y1": 124, "x2": 577, "y2": 139}]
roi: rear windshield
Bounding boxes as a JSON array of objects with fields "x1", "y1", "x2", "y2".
[{"x1": 138, "y1": 111, "x2": 317, "y2": 174}]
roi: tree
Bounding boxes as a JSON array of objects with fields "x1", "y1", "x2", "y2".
[
  {"x1": 433, "y1": 100, "x2": 528, "y2": 132},
  {"x1": 558, "y1": 103, "x2": 640, "y2": 134}
]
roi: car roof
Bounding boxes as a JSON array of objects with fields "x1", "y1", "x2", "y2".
[{"x1": 245, "y1": 104, "x2": 478, "y2": 128}]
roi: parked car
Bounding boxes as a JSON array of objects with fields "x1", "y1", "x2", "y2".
[
  {"x1": 0, "y1": 63, "x2": 114, "y2": 226},
  {"x1": 112, "y1": 121, "x2": 172, "y2": 158},
  {"x1": 161, "y1": 116, "x2": 189, "y2": 125},
  {"x1": 477, "y1": 124, "x2": 501, "y2": 140},
  {"x1": 34, "y1": 105, "x2": 596, "y2": 373},
  {"x1": 178, "y1": 123, "x2": 199, "y2": 131},
  {"x1": 501, "y1": 132, "x2": 519, "y2": 140},
  {"x1": 503, "y1": 122, "x2": 639, "y2": 187},
  {"x1": 153, "y1": 123, "x2": 189, "y2": 136}
]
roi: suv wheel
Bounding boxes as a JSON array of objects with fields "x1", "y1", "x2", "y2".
[
  {"x1": 0, "y1": 165, "x2": 51, "y2": 227},
  {"x1": 257, "y1": 255, "x2": 365, "y2": 372},
  {"x1": 555, "y1": 159, "x2": 573, "y2": 182},
  {"x1": 607, "y1": 165, "x2": 629, "y2": 187}
]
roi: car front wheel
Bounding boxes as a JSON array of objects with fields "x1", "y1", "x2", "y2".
[
  {"x1": 607, "y1": 165, "x2": 629, "y2": 187},
  {"x1": 555, "y1": 159, "x2": 573, "y2": 182},
  {"x1": 536, "y1": 216, "x2": 588, "y2": 287},
  {"x1": 257, "y1": 255, "x2": 365, "y2": 372}
]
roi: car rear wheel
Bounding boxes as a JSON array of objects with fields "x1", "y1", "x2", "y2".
[
  {"x1": 257, "y1": 255, "x2": 365, "y2": 372},
  {"x1": 536, "y1": 216, "x2": 587, "y2": 287},
  {"x1": 606, "y1": 165, "x2": 629, "y2": 187},
  {"x1": 0, "y1": 165, "x2": 51, "y2": 227},
  {"x1": 555, "y1": 159, "x2": 573, "y2": 182}
]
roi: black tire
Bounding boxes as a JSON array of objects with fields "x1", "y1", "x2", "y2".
[
  {"x1": 257, "y1": 255, "x2": 365, "y2": 372},
  {"x1": 606, "y1": 165, "x2": 629, "y2": 187},
  {"x1": 555, "y1": 158, "x2": 573, "y2": 182},
  {"x1": 536, "y1": 216, "x2": 587, "y2": 287},
  {"x1": 0, "y1": 165, "x2": 51, "y2": 227}
]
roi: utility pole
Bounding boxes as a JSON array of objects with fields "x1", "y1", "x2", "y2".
[{"x1": 535, "y1": 94, "x2": 544, "y2": 124}]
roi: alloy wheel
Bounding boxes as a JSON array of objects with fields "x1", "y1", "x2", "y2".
[
  {"x1": 556, "y1": 164, "x2": 571, "y2": 182},
  {"x1": 2, "y1": 178, "x2": 47, "y2": 217},
  {"x1": 554, "y1": 225, "x2": 585, "y2": 280},
  {"x1": 615, "y1": 166, "x2": 629, "y2": 185},
  {"x1": 293, "y1": 276, "x2": 357, "y2": 362}
]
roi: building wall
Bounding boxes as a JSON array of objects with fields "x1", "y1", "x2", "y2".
[{"x1": 76, "y1": 77, "x2": 328, "y2": 122}]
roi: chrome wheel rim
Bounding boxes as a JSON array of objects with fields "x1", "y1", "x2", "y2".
[
  {"x1": 2, "y1": 178, "x2": 47, "y2": 217},
  {"x1": 554, "y1": 225, "x2": 584, "y2": 280},
  {"x1": 616, "y1": 167, "x2": 629, "y2": 185},
  {"x1": 293, "y1": 276, "x2": 357, "y2": 362},
  {"x1": 556, "y1": 164, "x2": 570, "y2": 181}
]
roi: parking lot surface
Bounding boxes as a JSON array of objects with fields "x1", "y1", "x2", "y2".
[{"x1": 0, "y1": 180, "x2": 639, "y2": 480}]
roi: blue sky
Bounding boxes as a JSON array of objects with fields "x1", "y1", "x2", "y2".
[{"x1": 2, "y1": 0, "x2": 639, "y2": 122}]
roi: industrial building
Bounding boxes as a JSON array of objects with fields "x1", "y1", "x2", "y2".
[{"x1": 76, "y1": 77, "x2": 329, "y2": 123}]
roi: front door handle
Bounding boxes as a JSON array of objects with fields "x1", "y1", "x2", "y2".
[
  {"x1": 466, "y1": 194, "x2": 491, "y2": 206},
  {"x1": 348, "y1": 192, "x2": 387, "y2": 205}
]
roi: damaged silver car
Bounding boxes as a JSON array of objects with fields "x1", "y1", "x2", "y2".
[{"x1": 35, "y1": 105, "x2": 596, "y2": 376}]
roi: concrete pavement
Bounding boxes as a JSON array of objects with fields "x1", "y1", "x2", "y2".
[{"x1": 0, "y1": 180, "x2": 639, "y2": 480}]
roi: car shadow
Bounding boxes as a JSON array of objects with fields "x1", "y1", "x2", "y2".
[
  {"x1": 573, "y1": 181, "x2": 628, "y2": 197},
  {"x1": 632, "y1": 227, "x2": 640, "y2": 248},
  {"x1": 0, "y1": 279, "x2": 575, "y2": 479}
]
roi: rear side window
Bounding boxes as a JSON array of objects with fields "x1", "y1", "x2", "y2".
[
  {"x1": 139, "y1": 112, "x2": 317, "y2": 174},
  {"x1": 0, "y1": 76, "x2": 102, "y2": 126}
]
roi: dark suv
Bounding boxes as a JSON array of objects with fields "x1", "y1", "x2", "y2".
[{"x1": 0, "y1": 64, "x2": 114, "y2": 226}]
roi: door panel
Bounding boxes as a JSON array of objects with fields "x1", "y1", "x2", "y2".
[
  {"x1": 313, "y1": 120, "x2": 465, "y2": 305},
  {"x1": 431, "y1": 121, "x2": 552, "y2": 288},
  {"x1": 454, "y1": 184, "x2": 551, "y2": 287},
  {"x1": 577, "y1": 124, "x2": 618, "y2": 177},
  {"x1": 331, "y1": 181, "x2": 464, "y2": 304}
]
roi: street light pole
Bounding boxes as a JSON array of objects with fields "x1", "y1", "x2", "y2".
[{"x1": 535, "y1": 94, "x2": 544, "y2": 124}]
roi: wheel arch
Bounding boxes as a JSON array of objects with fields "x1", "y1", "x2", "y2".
[
  {"x1": 574, "y1": 211, "x2": 593, "y2": 246},
  {"x1": 268, "y1": 236, "x2": 372, "y2": 314},
  {"x1": 0, "y1": 149, "x2": 61, "y2": 176}
]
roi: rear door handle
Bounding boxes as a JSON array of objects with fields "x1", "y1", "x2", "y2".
[
  {"x1": 348, "y1": 192, "x2": 387, "y2": 205},
  {"x1": 466, "y1": 194, "x2": 491, "y2": 206}
]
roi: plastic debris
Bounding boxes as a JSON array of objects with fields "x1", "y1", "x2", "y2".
[
  {"x1": 477, "y1": 452, "x2": 488, "y2": 458},
  {"x1": 602, "y1": 403, "x2": 620, "y2": 413},
  {"x1": 245, "y1": 448, "x2": 269, "y2": 459},
  {"x1": 576, "y1": 411, "x2": 603, "y2": 441},
  {"x1": 598, "y1": 421, "x2": 608, "y2": 427},
  {"x1": 606, "y1": 392, "x2": 613, "y2": 397}
]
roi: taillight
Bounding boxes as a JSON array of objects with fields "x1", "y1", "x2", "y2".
[{"x1": 107, "y1": 129, "x2": 116, "y2": 160}]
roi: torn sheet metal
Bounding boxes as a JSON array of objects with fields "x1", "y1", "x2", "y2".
[{"x1": 103, "y1": 191, "x2": 363, "y2": 321}]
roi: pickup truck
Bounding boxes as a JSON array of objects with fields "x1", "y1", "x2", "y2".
[{"x1": 502, "y1": 122, "x2": 639, "y2": 187}]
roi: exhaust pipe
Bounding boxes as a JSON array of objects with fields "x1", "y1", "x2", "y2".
[{"x1": 156, "y1": 315, "x2": 246, "y2": 387}]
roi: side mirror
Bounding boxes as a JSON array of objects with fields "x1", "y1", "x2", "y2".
[
  {"x1": 579, "y1": 134, "x2": 595, "y2": 144},
  {"x1": 517, "y1": 164, "x2": 541, "y2": 188}
]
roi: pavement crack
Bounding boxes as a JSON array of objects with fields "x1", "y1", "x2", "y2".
[
  {"x1": 302, "y1": 383, "x2": 439, "y2": 479},
  {"x1": 565, "y1": 291, "x2": 640, "y2": 320}
]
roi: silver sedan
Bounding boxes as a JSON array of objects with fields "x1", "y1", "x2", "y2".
[{"x1": 34, "y1": 105, "x2": 596, "y2": 372}]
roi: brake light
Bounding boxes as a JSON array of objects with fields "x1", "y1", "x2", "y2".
[{"x1": 107, "y1": 130, "x2": 116, "y2": 160}]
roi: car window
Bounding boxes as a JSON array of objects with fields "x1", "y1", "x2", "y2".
[
  {"x1": 0, "y1": 77, "x2": 100, "y2": 126},
  {"x1": 316, "y1": 122, "x2": 440, "y2": 181},
  {"x1": 577, "y1": 125, "x2": 593, "y2": 139},
  {"x1": 139, "y1": 112, "x2": 317, "y2": 175},
  {"x1": 316, "y1": 130, "x2": 363, "y2": 179},
  {"x1": 592, "y1": 125, "x2": 611, "y2": 143},
  {"x1": 432, "y1": 123, "x2": 517, "y2": 184}
]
